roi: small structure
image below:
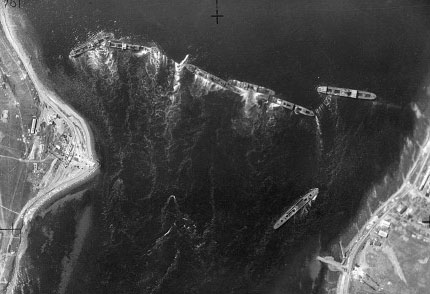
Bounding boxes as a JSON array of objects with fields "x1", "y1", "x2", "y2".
[
  {"x1": 405, "y1": 207, "x2": 414, "y2": 216},
  {"x1": 426, "y1": 185, "x2": 430, "y2": 197},
  {"x1": 1, "y1": 110, "x2": 8, "y2": 123},
  {"x1": 369, "y1": 238, "x2": 382, "y2": 247}
]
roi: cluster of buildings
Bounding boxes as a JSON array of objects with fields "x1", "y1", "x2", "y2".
[
  {"x1": 366, "y1": 217, "x2": 392, "y2": 249},
  {"x1": 47, "y1": 136, "x2": 74, "y2": 166},
  {"x1": 352, "y1": 264, "x2": 380, "y2": 291},
  {"x1": 367, "y1": 193, "x2": 430, "y2": 251}
]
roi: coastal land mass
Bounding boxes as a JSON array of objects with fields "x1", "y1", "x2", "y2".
[{"x1": 0, "y1": 6, "x2": 99, "y2": 293}]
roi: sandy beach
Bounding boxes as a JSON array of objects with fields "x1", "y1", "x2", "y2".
[{"x1": 0, "y1": 6, "x2": 100, "y2": 293}]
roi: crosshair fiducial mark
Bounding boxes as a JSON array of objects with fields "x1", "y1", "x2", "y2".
[
  {"x1": 211, "y1": 0, "x2": 224, "y2": 24},
  {"x1": 422, "y1": 215, "x2": 430, "y2": 227},
  {"x1": 0, "y1": 227, "x2": 21, "y2": 233}
]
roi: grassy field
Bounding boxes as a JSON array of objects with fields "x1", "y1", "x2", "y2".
[
  {"x1": 351, "y1": 219, "x2": 430, "y2": 293},
  {"x1": 0, "y1": 27, "x2": 39, "y2": 232}
]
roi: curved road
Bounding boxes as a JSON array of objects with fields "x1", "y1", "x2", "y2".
[
  {"x1": 0, "y1": 6, "x2": 99, "y2": 293},
  {"x1": 338, "y1": 130, "x2": 430, "y2": 293}
]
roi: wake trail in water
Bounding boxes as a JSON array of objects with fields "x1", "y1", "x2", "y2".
[{"x1": 315, "y1": 115, "x2": 324, "y2": 157}]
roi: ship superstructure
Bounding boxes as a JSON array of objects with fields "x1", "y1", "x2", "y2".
[
  {"x1": 273, "y1": 188, "x2": 319, "y2": 230},
  {"x1": 317, "y1": 86, "x2": 376, "y2": 100}
]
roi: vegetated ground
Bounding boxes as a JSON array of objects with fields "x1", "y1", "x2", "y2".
[{"x1": 0, "y1": 25, "x2": 40, "y2": 229}]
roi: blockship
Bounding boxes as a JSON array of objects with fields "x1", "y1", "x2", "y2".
[
  {"x1": 227, "y1": 79, "x2": 276, "y2": 96},
  {"x1": 106, "y1": 40, "x2": 152, "y2": 54},
  {"x1": 70, "y1": 38, "x2": 153, "y2": 58},
  {"x1": 69, "y1": 37, "x2": 108, "y2": 58},
  {"x1": 273, "y1": 188, "x2": 319, "y2": 230},
  {"x1": 184, "y1": 64, "x2": 229, "y2": 89},
  {"x1": 317, "y1": 86, "x2": 376, "y2": 100},
  {"x1": 69, "y1": 37, "x2": 316, "y2": 117},
  {"x1": 268, "y1": 96, "x2": 315, "y2": 117}
]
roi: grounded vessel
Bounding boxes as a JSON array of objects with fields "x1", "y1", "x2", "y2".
[
  {"x1": 70, "y1": 38, "x2": 316, "y2": 117},
  {"x1": 106, "y1": 40, "x2": 152, "y2": 54},
  {"x1": 185, "y1": 64, "x2": 229, "y2": 89},
  {"x1": 317, "y1": 86, "x2": 376, "y2": 100},
  {"x1": 69, "y1": 37, "x2": 108, "y2": 58},
  {"x1": 268, "y1": 96, "x2": 315, "y2": 117},
  {"x1": 70, "y1": 39, "x2": 154, "y2": 58},
  {"x1": 228, "y1": 79, "x2": 276, "y2": 96},
  {"x1": 273, "y1": 188, "x2": 319, "y2": 230}
]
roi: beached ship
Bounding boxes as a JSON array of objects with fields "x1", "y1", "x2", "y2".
[
  {"x1": 227, "y1": 79, "x2": 276, "y2": 96},
  {"x1": 105, "y1": 40, "x2": 152, "y2": 54},
  {"x1": 69, "y1": 37, "x2": 107, "y2": 58},
  {"x1": 268, "y1": 96, "x2": 315, "y2": 117},
  {"x1": 184, "y1": 64, "x2": 229, "y2": 88}
]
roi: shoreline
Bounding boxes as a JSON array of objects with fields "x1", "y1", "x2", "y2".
[
  {"x1": 0, "y1": 6, "x2": 99, "y2": 218},
  {"x1": 0, "y1": 6, "x2": 100, "y2": 292},
  {"x1": 335, "y1": 95, "x2": 430, "y2": 292}
]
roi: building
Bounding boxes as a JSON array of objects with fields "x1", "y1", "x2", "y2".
[
  {"x1": 396, "y1": 204, "x2": 406, "y2": 214},
  {"x1": 1, "y1": 110, "x2": 8, "y2": 123},
  {"x1": 378, "y1": 230, "x2": 388, "y2": 238},
  {"x1": 405, "y1": 207, "x2": 414, "y2": 216},
  {"x1": 30, "y1": 117, "x2": 37, "y2": 134},
  {"x1": 370, "y1": 239, "x2": 382, "y2": 247},
  {"x1": 380, "y1": 220, "x2": 391, "y2": 229},
  {"x1": 373, "y1": 240, "x2": 382, "y2": 247}
]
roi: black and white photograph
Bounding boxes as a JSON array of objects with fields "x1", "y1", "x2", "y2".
[{"x1": 0, "y1": 0, "x2": 429, "y2": 293}]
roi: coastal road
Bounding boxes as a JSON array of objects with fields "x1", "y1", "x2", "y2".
[
  {"x1": 337, "y1": 129, "x2": 430, "y2": 293},
  {"x1": 0, "y1": 7, "x2": 99, "y2": 292}
]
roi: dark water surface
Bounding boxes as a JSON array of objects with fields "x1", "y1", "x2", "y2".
[
  {"x1": 16, "y1": 0, "x2": 430, "y2": 293},
  {"x1": 24, "y1": 0, "x2": 430, "y2": 105}
]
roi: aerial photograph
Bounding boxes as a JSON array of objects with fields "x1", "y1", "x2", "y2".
[{"x1": 0, "y1": 0, "x2": 429, "y2": 293}]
